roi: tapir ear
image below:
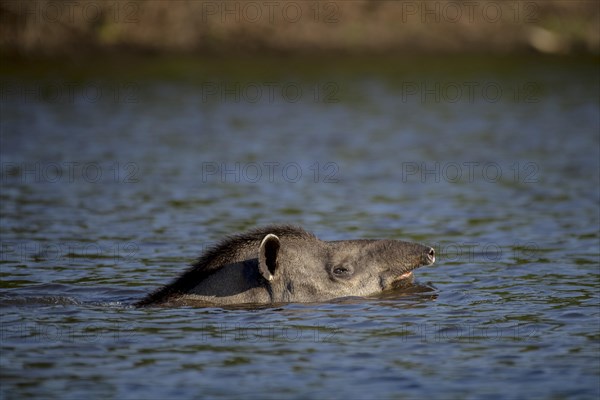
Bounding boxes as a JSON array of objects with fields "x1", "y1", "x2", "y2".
[{"x1": 259, "y1": 234, "x2": 280, "y2": 281}]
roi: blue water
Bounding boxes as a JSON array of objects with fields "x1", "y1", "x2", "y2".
[{"x1": 1, "y1": 56, "x2": 599, "y2": 399}]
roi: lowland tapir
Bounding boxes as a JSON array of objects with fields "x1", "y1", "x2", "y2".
[{"x1": 136, "y1": 225, "x2": 435, "y2": 306}]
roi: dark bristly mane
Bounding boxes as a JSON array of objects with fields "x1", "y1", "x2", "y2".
[{"x1": 135, "y1": 225, "x2": 315, "y2": 306}]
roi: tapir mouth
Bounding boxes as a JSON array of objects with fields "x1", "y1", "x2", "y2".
[
  {"x1": 386, "y1": 267, "x2": 418, "y2": 289},
  {"x1": 389, "y1": 246, "x2": 435, "y2": 287},
  {"x1": 389, "y1": 271, "x2": 415, "y2": 289},
  {"x1": 398, "y1": 271, "x2": 413, "y2": 280},
  {"x1": 394, "y1": 269, "x2": 416, "y2": 283}
]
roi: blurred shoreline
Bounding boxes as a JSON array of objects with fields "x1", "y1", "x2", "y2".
[{"x1": 1, "y1": 0, "x2": 598, "y2": 58}]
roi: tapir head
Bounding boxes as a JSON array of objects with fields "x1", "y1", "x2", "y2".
[
  {"x1": 137, "y1": 225, "x2": 435, "y2": 306},
  {"x1": 257, "y1": 232, "x2": 435, "y2": 302}
]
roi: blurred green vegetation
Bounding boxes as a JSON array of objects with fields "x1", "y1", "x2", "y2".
[
  {"x1": 1, "y1": 52, "x2": 597, "y2": 83},
  {"x1": 1, "y1": 0, "x2": 598, "y2": 58}
]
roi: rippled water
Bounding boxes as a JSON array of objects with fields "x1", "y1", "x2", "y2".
[{"x1": 1, "y1": 56, "x2": 599, "y2": 399}]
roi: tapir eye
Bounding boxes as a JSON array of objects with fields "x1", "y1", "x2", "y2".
[{"x1": 332, "y1": 265, "x2": 353, "y2": 277}]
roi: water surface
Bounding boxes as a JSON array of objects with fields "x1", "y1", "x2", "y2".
[{"x1": 1, "y1": 56, "x2": 599, "y2": 399}]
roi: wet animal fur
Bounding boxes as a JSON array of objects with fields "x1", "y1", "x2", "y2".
[{"x1": 135, "y1": 225, "x2": 314, "y2": 306}]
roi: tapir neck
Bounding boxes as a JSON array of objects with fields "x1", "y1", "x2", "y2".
[{"x1": 186, "y1": 261, "x2": 271, "y2": 305}]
